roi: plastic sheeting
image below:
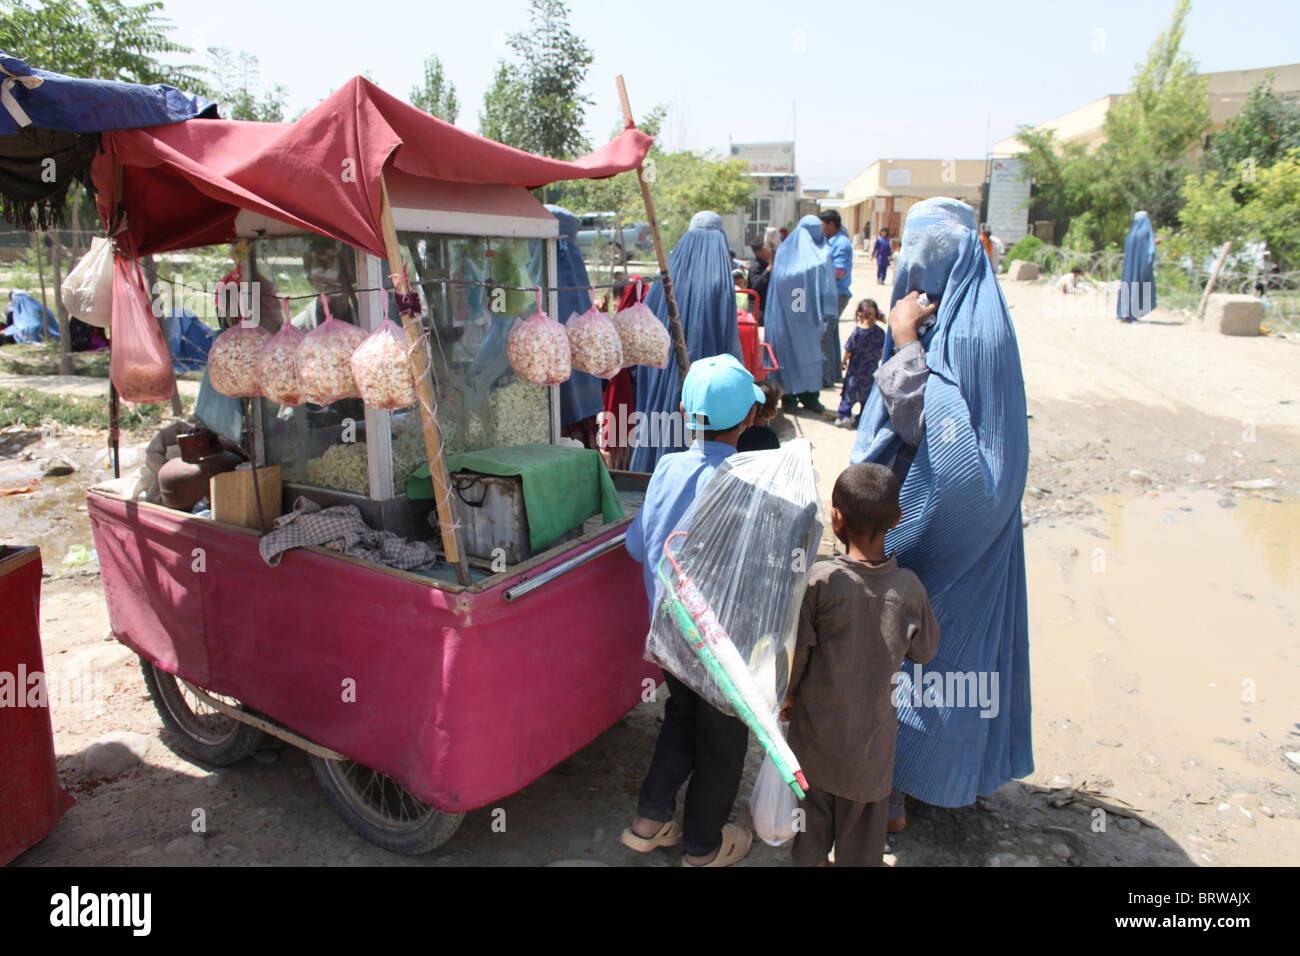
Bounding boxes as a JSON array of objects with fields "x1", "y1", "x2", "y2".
[
  {"x1": 850, "y1": 198, "x2": 1032, "y2": 807},
  {"x1": 164, "y1": 309, "x2": 215, "y2": 371},
  {"x1": 763, "y1": 215, "x2": 838, "y2": 396},
  {"x1": 629, "y1": 211, "x2": 741, "y2": 473},
  {"x1": 645, "y1": 438, "x2": 823, "y2": 719},
  {"x1": 4, "y1": 290, "x2": 57, "y2": 342}
]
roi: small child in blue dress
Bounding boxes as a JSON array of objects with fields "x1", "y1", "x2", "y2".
[{"x1": 834, "y1": 299, "x2": 886, "y2": 428}]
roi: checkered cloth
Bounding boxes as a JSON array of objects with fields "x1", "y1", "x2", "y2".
[{"x1": 259, "y1": 496, "x2": 438, "y2": 571}]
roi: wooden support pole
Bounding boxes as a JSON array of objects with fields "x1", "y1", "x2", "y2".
[
  {"x1": 1197, "y1": 240, "x2": 1233, "y2": 321},
  {"x1": 615, "y1": 75, "x2": 690, "y2": 380},
  {"x1": 379, "y1": 176, "x2": 470, "y2": 586}
]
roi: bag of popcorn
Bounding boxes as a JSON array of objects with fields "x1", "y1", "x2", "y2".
[
  {"x1": 613, "y1": 298, "x2": 670, "y2": 369},
  {"x1": 256, "y1": 300, "x2": 306, "y2": 406},
  {"x1": 507, "y1": 287, "x2": 571, "y2": 386},
  {"x1": 298, "y1": 296, "x2": 367, "y2": 405},
  {"x1": 209, "y1": 319, "x2": 270, "y2": 398},
  {"x1": 352, "y1": 317, "x2": 416, "y2": 410},
  {"x1": 565, "y1": 297, "x2": 623, "y2": 379}
]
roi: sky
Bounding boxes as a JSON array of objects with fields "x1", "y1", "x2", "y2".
[{"x1": 149, "y1": 0, "x2": 1299, "y2": 191}]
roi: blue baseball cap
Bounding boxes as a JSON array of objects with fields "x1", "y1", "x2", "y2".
[{"x1": 681, "y1": 354, "x2": 765, "y2": 432}]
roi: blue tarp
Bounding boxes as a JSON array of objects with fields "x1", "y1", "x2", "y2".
[
  {"x1": 164, "y1": 309, "x2": 215, "y2": 371},
  {"x1": 764, "y1": 215, "x2": 838, "y2": 396},
  {"x1": 0, "y1": 51, "x2": 216, "y2": 135},
  {"x1": 5, "y1": 290, "x2": 58, "y2": 342},
  {"x1": 851, "y1": 198, "x2": 1033, "y2": 807},
  {"x1": 629, "y1": 211, "x2": 741, "y2": 473}
]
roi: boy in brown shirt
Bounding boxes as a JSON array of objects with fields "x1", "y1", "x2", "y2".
[{"x1": 781, "y1": 462, "x2": 939, "y2": 866}]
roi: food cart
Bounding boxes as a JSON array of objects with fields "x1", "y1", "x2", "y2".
[{"x1": 82, "y1": 78, "x2": 664, "y2": 853}]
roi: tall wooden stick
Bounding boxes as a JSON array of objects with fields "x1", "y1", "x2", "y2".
[
  {"x1": 1197, "y1": 240, "x2": 1233, "y2": 321},
  {"x1": 379, "y1": 176, "x2": 470, "y2": 586},
  {"x1": 615, "y1": 75, "x2": 690, "y2": 380}
]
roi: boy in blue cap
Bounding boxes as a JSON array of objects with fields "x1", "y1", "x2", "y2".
[{"x1": 620, "y1": 354, "x2": 763, "y2": 867}]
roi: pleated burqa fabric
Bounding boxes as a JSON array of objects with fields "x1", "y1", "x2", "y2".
[
  {"x1": 851, "y1": 198, "x2": 1033, "y2": 807},
  {"x1": 1117, "y1": 210, "x2": 1157, "y2": 321},
  {"x1": 629, "y1": 211, "x2": 742, "y2": 474},
  {"x1": 764, "y1": 215, "x2": 839, "y2": 396}
]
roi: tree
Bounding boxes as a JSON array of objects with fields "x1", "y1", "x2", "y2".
[
  {"x1": 1201, "y1": 76, "x2": 1300, "y2": 192},
  {"x1": 208, "y1": 47, "x2": 287, "y2": 122},
  {"x1": 1180, "y1": 148, "x2": 1300, "y2": 272},
  {"x1": 556, "y1": 107, "x2": 754, "y2": 252},
  {"x1": 410, "y1": 54, "x2": 459, "y2": 123},
  {"x1": 478, "y1": 0, "x2": 593, "y2": 159}
]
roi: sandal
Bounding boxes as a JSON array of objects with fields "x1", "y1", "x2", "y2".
[
  {"x1": 620, "y1": 819, "x2": 682, "y2": 853},
  {"x1": 682, "y1": 823, "x2": 752, "y2": 867}
]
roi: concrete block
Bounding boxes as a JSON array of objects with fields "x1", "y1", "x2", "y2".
[
  {"x1": 1007, "y1": 260, "x2": 1039, "y2": 281},
  {"x1": 1206, "y1": 293, "x2": 1262, "y2": 336}
]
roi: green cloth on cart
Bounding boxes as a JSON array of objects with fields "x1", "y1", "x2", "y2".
[{"x1": 407, "y1": 444, "x2": 624, "y2": 553}]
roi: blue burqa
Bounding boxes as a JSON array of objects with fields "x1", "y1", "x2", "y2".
[
  {"x1": 629, "y1": 211, "x2": 741, "y2": 473},
  {"x1": 851, "y1": 198, "x2": 1032, "y2": 807},
  {"x1": 6, "y1": 291, "x2": 57, "y2": 342},
  {"x1": 1117, "y1": 210, "x2": 1156, "y2": 321},
  {"x1": 542, "y1": 204, "x2": 601, "y2": 426},
  {"x1": 764, "y1": 215, "x2": 838, "y2": 396}
]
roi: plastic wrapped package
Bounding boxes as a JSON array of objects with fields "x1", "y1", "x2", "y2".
[
  {"x1": 298, "y1": 301, "x2": 367, "y2": 405},
  {"x1": 61, "y1": 235, "x2": 114, "y2": 328},
  {"x1": 256, "y1": 315, "x2": 306, "y2": 407},
  {"x1": 109, "y1": 253, "x2": 177, "y2": 403},
  {"x1": 209, "y1": 324, "x2": 270, "y2": 398},
  {"x1": 507, "y1": 292, "x2": 571, "y2": 385},
  {"x1": 613, "y1": 299, "x2": 670, "y2": 369},
  {"x1": 566, "y1": 304, "x2": 623, "y2": 379},
  {"x1": 646, "y1": 438, "x2": 823, "y2": 794},
  {"x1": 352, "y1": 318, "x2": 416, "y2": 410},
  {"x1": 750, "y1": 723, "x2": 799, "y2": 845}
]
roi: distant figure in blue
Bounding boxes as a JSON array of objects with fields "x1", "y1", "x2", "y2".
[
  {"x1": 851, "y1": 198, "x2": 1032, "y2": 829},
  {"x1": 628, "y1": 211, "x2": 741, "y2": 474},
  {"x1": 1117, "y1": 210, "x2": 1157, "y2": 323},
  {"x1": 820, "y1": 209, "x2": 853, "y2": 387},
  {"x1": 872, "y1": 227, "x2": 893, "y2": 284},
  {"x1": 765, "y1": 214, "x2": 838, "y2": 416},
  {"x1": 3, "y1": 291, "x2": 58, "y2": 344},
  {"x1": 544, "y1": 204, "x2": 604, "y2": 448}
]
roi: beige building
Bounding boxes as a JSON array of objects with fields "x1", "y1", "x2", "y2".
[
  {"x1": 839, "y1": 158, "x2": 986, "y2": 242},
  {"x1": 994, "y1": 62, "x2": 1300, "y2": 155}
]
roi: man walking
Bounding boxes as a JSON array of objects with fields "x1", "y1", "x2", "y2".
[{"x1": 820, "y1": 209, "x2": 853, "y2": 386}]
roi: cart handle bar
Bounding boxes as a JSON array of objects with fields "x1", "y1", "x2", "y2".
[{"x1": 503, "y1": 533, "x2": 626, "y2": 602}]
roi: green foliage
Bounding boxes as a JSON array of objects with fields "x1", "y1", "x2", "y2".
[
  {"x1": 410, "y1": 54, "x2": 459, "y2": 123},
  {"x1": 478, "y1": 0, "x2": 593, "y2": 159},
  {"x1": 1004, "y1": 234, "x2": 1043, "y2": 265},
  {"x1": 1180, "y1": 147, "x2": 1300, "y2": 272},
  {"x1": 555, "y1": 106, "x2": 754, "y2": 250},
  {"x1": 1014, "y1": 0, "x2": 1210, "y2": 251},
  {"x1": 207, "y1": 47, "x2": 286, "y2": 122},
  {"x1": 1201, "y1": 76, "x2": 1300, "y2": 195},
  {"x1": 0, "y1": 386, "x2": 189, "y2": 431},
  {"x1": 0, "y1": 0, "x2": 207, "y2": 92}
]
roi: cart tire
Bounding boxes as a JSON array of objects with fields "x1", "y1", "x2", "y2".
[
  {"x1": 309, "y1": 754, "x2": 463, "y2": 855},
  {"x1": 141, "y1": 659, "x2": 265, "y2": 766}
]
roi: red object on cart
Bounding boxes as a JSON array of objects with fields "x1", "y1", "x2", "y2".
[
  {"x1": 87, "y1": 490, "x2": 658, "y2": 813},
  {"x1": 735, "y1": 289, "x2": 777, "y2": 383},
  {"x1": 0, "y1": 546, "x2": 75, "y2": 865}
]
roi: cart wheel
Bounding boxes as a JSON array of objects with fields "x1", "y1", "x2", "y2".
[
  {"x1": 309, "y1": 754, "x2": 463, "y2": 855},
  {"x1": 140, "y1": 658, "x2": 265, "y2": 766}
]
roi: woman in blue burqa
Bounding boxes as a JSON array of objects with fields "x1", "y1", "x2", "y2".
[
  {"x1": 764, "y1": 214, "x2": 838, "y2": 415},
  {"x1": 540, "y1": 204, "x2": 603, "y2": 446},
  {"x1": 628, "y1": 211, "x2": 741, "y2": 473},
  {"x1": 1117, "y1": 209, "x2": 1156, "y2": 323},
  {"x1": 850, "y1": 198, "x2": 1032, "y2": 826}
]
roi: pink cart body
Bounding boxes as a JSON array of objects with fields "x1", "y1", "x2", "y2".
[{"x1": 87, "y1": 489, "x2": 657, "y2": 813}]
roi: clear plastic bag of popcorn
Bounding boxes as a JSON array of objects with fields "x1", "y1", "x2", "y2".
[
  {"x1": 566, "y1": 299, "x2": 623, "y2": 379},
  {"x1": 209, "y1": 322, "x2": 271, "y2": 398},
  {"x1": 352, "y1": 317, "x2": 416, "y2": 410},
  {"x1": 256, "y1": 302, "x2": 306, "y2": 407},
  {"x1": 613, "y1": 299, "x2": 670, "y2": 369},
  {"x1": 298, "y1": 296, "x2": 367, "y2": 405},
  {"x1": 507, "y1": 287, "x2": 571, "y2": 386}
]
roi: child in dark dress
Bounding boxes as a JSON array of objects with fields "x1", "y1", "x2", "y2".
[
  {"x1": 737, "y1": 381, "x2": 783, "y2": 452},
  {"x1": 834, "y1": 300, "x2": 885, "y2": 428}
]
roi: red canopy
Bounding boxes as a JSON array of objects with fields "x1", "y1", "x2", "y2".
[{"x1": 91, "y1": 76, "x2": 653, "y2": 257}]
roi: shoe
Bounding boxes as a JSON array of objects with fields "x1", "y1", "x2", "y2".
[
  {"x1": 833, "y1": 416, "x2": 855, "y2": 428},
  {"x1": 681, "y1": 823, "x2": 752, "y2": 867},
  {"x1": 620, "y1": 819, "x2": 682, "y2": 852}
]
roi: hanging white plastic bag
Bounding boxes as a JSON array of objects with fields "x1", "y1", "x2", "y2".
[
  {"x1": 507, "y1": 285, "x2": 570, "y2": 385},
  {"x1": 750, "y1": 722, "x2": 798, "y2": 846},
  {"x1": 61, "y1": 236, "x2": 115, "y2": 328}
]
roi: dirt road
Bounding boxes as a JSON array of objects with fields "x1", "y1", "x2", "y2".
[{"x1": 6, "y1": 269, "x2": 1298, "y2": 867}]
